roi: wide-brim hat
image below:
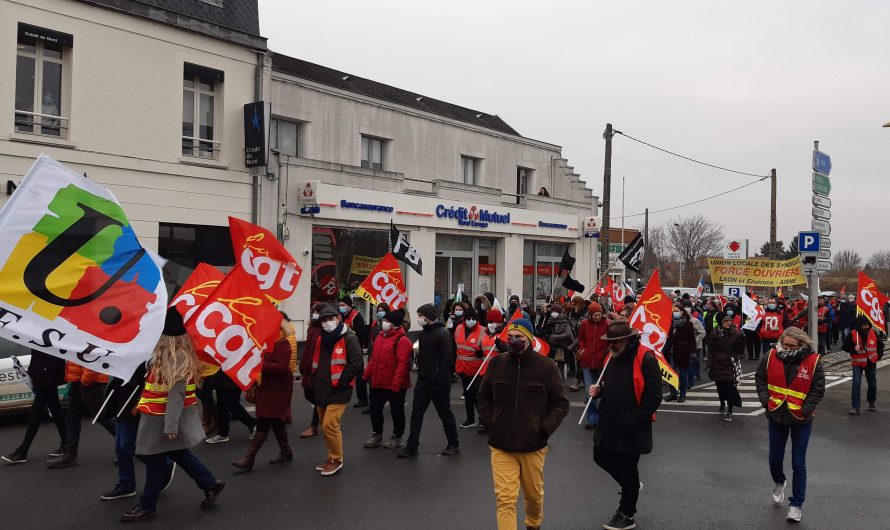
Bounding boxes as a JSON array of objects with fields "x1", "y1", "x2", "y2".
[{"x1": 600, "y1": 320, "x2": 639, "y2": 341}]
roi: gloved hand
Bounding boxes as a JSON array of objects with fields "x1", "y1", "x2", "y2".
[{"x1": 475, "y1": 348, "x2": 484, "y2": 359}]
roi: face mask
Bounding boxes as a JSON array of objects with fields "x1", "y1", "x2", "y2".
[
  {"x1": 672, "y1": 311, "x2": 682, "y2": 319},
  {"x1": 417, "y1": 317, "x2": 429, "y2": 327},
  {"x1": 550, "y1": 312, "x2": 559, "y2": 319},
  {"x1": 311, "y1": 312, "x2": 319, "y2": 320},
  {"x1": 377, "y1": 311, "x2": 386, "y2": 319},
  {"x1": 727, "y1": 310, "x2": 734, "y2": 316},
  {"x1": 321, "y1": 320, "x2": 338, "y2": 333},
  {"x1": 487, "y1": 323, "x2": 499, "y2": 334},
  {"x1": 767, "y1": 304, "x2": 776, "y2": 310},
  {"x1": 453, "y1": 310, "x2": 464, "y2": 318},
  {"x1": 465, "y1": 319, "x2": 477, "y2": 328},
  {"x1": 777, "y1": 305, "x2": 785, "y2": 310},
  {"x1": 338, "y1": 306, "x2": 349, "y2": 315},
  {"x1": 381, "y1": 321, "x2": 392, "y2": 332},
  {"x1": 508, "y1": 337, "x2": 527, "y2": 353},
  {"x1": 481, "y1": 302, "x2": 490, "y2": 310}
]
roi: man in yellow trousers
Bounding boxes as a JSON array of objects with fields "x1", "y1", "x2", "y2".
[{"x1": 478, "y1": 318, "x2": 569, "y2": 530}]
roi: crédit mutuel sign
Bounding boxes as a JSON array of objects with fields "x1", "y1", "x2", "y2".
[{"x1": 435, "y1": 204, "x2": 510, "y2": 229}]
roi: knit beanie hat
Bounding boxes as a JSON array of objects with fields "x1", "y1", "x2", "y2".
[
  {"x1": 462, "y1": 307, "x2": 478, "y2": 320},
  {"x1": 339, "y1": 295, "x2": 354, "y2": 307},
  {"x1": 384, "y1": 309, "x2": 405, "y2": 328},
  {"x1": 486, "y1": 309, "x2": 504, "y2": 323},
  {"x1": 506, "y1": 318, "x2": 535, "y2": 342},
  {"x1": 588, "y1": 302, "x2": 604, "y2": 314},
  {"x1": 417, "y1": 303, "x2": 439, "y2": 321}
]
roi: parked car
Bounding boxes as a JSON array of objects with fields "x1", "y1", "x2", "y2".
[{"x1": 0, "y1": 339, "x2": 66, "y2": 413}]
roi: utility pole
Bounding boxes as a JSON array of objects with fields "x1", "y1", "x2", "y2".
[
  {"x1": 643, "y1": 207, "x2": 649, "y2": 282},
  {"x1": 808, "y1": 143, "x2": 820, "y2": 347},
  {"x1": 600, "y1": 123, "x2": 613, "y2": 282},
  {"x1": 769, "y1": 168, "x2": 777, "y2": 259}
]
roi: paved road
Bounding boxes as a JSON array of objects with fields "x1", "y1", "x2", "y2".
[{"x1": 1, "y1": 358, "x2": 887, "y2": 529}]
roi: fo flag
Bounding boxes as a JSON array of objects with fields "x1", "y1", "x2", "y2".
[
  {"x1": 229, "y1": 217, "x2": 301, "y2": 303},
  {"x1": 857, "y1": 271, "x2": 888, "y2": 333},
  {"x1": 185, "y1": 266, "x2": 283, "y2": 390},
  {"x1": 628, "y1": 269, "x2": 680, "y2": 389},
  {"x1": 0, "y1": 155, "x2": 167, "y2": 381},
  {"x1": 610, "y1": 278, "x2": 632, "y2": 313},
  {"x1": 355, "y1": 253, "x2": 408, "y2": 309},
  {"x1": 618, "y1": 233, "x2": 645, "y2": 274},
  {"x1": 389, "y1": 222, "x2": 422, "y2": 275}
]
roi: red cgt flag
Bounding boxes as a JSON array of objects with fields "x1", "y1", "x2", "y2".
[
  {"x1": 229, "y1": 216, "x2": 302, "y2": 303},
  {"x1": 353, "y1": 253, "x2": 408, "y2": 309},
  {"x1": 857, "y1": 271, "x2": 888, "y2": 333},
  {"x1": 185, "y1": 265, "x2": 283, "y2": 390},
  {"x1": 628, "y1": 269, "x2": 680, "y2": 389},
  {"x1": 170, "y1": 263, "x2": 224, "y2": 323}
]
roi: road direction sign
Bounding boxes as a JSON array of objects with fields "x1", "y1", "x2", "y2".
[
  {"x1": 812, "y1": 206, "x2": 831, "y2": 220},
  {"x1": 818, "y1": 249, "x2": 831, "y2": 260},
  {"x1": 798, "y1": 231, "x2": 821, "y2": 253},
  {"x1": 817, "y1": 260, "x2": 832, "y2": 272},
  {"x1": 812, "y1": 172, "x2": 831, "y2": 196},
  {"x1": 813, "y1": 150, "x2": 832, "y2": 175},
  {"x1": 812, "y1": 195, "x2": 831, "y2": 208},
  {"x1": 812, "y1": 219, "x2": 831, "y2": 236},
  {"x1": 821, "y1": 237, "x2": 831, "y2": 249}
]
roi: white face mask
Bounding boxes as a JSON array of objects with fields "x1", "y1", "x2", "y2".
[
  {"x1": 551, "y1": 311, "x2": 559, "y2": 319},
  {"x1": 381, "y1": 321, "x2": 392, "y2": 332},
  {"x1": 321, "y1": 320, "x2": 338, "y2": 333},
  {"x1": 311, "y1": 312, "x2": 319, "y2": 320},
  {"x1": 672, "y1": 311, "x2": 682, "y2": 319},
  {"x1": 417, "y1": 317, "x2": 429, "y2": 327},
  {"x1": 488, "y1": 323, "x2": 499, "y2": 334},
  {"x1": 465, "y1": 319, "x2": 477, "y2": 328},
  {"x1": 453, "y1": 310, "x2": 463, "y2": 318}
]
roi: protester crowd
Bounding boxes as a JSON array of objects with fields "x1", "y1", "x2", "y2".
[{"x1": 2, "y1": 284, "x2": 885, "y2": 529}]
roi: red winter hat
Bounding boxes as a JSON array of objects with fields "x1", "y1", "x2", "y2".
[{"x1": 486, "y1": 309, "x2": 504, "y2": 323}]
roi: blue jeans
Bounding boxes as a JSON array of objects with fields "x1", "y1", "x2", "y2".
[
  {"x1": 582, "y1": 368, "x2": 601, "y2": 426},
  {"x1": 817, "y1": 332, "x2": 828, "y2": 355},
  {"x1": 114, "y1": 421, "x2": 171, "y2": 492},
  {"x1": 851, "y1": 364, "x2": 877, "y2": 409},
  {"x1": 768, "y1": 420, "x2": 812, "y2": 508},
  {"x1": 668, "y1": 361, "x2": 689, "y2": 398},
  {"x1": 140, "y1": 449, "x2": 216, "y2": 511},
  {"x1": 690, "y1": 350, "x2": 701, "y2": 385}
]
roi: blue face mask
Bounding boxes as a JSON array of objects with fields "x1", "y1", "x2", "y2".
[
  {"x1": 377, "y1": 311, "x2": 386, "y2": 319},
  {"x1": 767, "y1": 304, "x2": 776, "y2": 310},
  {"x1": 453, "y1": 310, "x2": 463, "y2": 318},
  {"x1": 339, "y1": 306, "x2": 349, "y2": 315},
  {"x1": 727, "y1": 310, "x2": 734, "y2": 316}
]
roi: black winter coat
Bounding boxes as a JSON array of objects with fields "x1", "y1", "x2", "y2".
[
  {"x1": 708, "y1": 328, "x2": 743, "y2": 383},
  {"x1": 417, "y1": 321, "x2": 455, "y2": 385},
  {"x1": 838, "y1": 303, "x2": 857, "y2": 329},
  {"x1": 755, "y1": 349, "x2": 825, "y2": 427},
  {"x1": 26, "y1": 350, "x2": 66, "y2": 388},
  {"x1": 103, "y1": 363, "x2": 147, "y2": 425},
  {"x1": 594, "y1": 337, "x2": 662, "y2": 454},
  {"x1": 312, "y1": 325, "x2": 363, "y2": 406},
  {"x1": 477, "y1": 348, "x2": 569, "y2": 453}
]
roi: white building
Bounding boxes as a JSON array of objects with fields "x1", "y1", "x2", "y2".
[
  {"x1": 1, "y1": 0, "x2": 267, "y2": 289},
  {"x1": 265, "y1": 54, "x2": 600, "y2": 335}
]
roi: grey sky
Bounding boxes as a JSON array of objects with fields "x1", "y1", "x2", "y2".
[{"x1": 260, "y1": 0, "x2": 889, "y2": 260}]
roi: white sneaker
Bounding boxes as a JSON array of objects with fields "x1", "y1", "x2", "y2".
[
  {"x1": 205, "y1": 435, "x2": 230, "y2": 444},
  {"x1": 786, "y1": 505, "x2": 801, "y2": 522},
  {"x1": 772, "y1": 481, "x2": 786, "y2": 505}
]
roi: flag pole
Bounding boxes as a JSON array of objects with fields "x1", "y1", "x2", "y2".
[
  {"x1": 582, "y1": 254, "x2": 623, "y2": 301},
  {"x1": 92, "y1": 389, "x2": 116, "y2": 425},
  {"x1": 466, "y1": 344, "x2": 498, "y2": 391},
  {"x1": 578, "y1": 354, "x2": 611, "y2": 425}
]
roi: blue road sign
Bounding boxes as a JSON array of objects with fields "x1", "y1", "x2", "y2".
[
  {"x1": 812, "y1": 150, "x2": 831, "y2": 175},
  {"x1": 798, "y1": 231, "x2": 821, "y2": 253},
  {"x1": 300, "y1": 206, "x2": 320, "y2": 215}
]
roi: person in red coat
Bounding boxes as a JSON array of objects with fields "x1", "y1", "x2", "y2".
[
  {"x1": 298, "y1": 303, "x2": 326, "y2": 438},
  {"x1": 362, "y1": 309, "x2": 413, "y2": 449},
  {"x1": 664, "y1": 303, "x2": 696, "y2": 403},
  {"x1": 577, "y1": 302, "x2": 610, "y2": 429},
  {"x1": 231, "y1": 321, "x2": 295, "y2": 471}
]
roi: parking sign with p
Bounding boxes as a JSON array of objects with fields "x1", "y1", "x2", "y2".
[{"x1": 798, "y1": 231, "x2": 821, "y2": 254}]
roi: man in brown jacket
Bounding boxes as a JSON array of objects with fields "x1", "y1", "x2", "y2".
[{"x1": 478, "y1": 318, "x2": 569, "y2": 530}]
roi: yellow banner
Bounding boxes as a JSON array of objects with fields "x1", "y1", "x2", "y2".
[
  {"x1": 349, "y1": 255, "x2": 379, "y2": 277},
  {"x1": 707, "y1": 256, "x2": 807, "y2": 287}
]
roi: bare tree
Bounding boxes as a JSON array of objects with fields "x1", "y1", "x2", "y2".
[
  {"x1": 867, "y1": 250, "x2": 890, "y2": 271},
  {"x1": 833, "y1": 249, "x2": 862, "y2": 272},
  {"x1": 638, "y1": 224, "x2": 674, "y2": 277},
  {"x1": 666, "y1": 215, "x2": 724, "y2": 277}
]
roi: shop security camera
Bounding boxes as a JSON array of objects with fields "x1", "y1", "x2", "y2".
[{"x1": 302, "y1": 249, "x2": 310, "y2": 256}]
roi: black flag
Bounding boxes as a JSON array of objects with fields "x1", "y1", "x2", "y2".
[
  {"x1": 389, "y1": 222, "x2": 423, "y2": 275},
  {"x1": 562, "y1": 273, "x2": 585, "y2": 293},
  {"x1": 618, "y1": 233, "x2": 645, "y2": 274},
  {"x1": 558, "y1": 247, "x2": 576, "y2": 275}
]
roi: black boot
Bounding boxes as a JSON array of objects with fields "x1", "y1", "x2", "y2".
[
  {"x1": 46, "y1": 448, "x2": 78, "y2": 468},
  {"x1": 269, "y1": 424, "x2": 292, "y2": 464},
  {"x1": 231, "y1": 431, "x2": 267, "y2": 471}
]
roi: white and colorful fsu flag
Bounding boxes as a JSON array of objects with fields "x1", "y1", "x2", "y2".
[
  {"x1": 0, "y1": 155, "x2": 167, "y2": 380},
  {"x1": 741, "y1": 292, "x2": 765, "y2": 331}
]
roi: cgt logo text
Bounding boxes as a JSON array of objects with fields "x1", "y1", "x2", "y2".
[{"x1": 435, "y1": 204, "x2": 510, "y2": 229}]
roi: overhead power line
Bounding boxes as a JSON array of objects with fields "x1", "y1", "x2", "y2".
[{"x1": 621, "y1": 175, "x2": 769, "y2": 219}]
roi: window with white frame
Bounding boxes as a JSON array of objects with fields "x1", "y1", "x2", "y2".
[
  {"x1": 271, "y1": 118, "x2": 300, "y2": 157},
  {"x1": 461, "y1": 156, "x2": 479, "y2": 186},
  {"x1": 182, "y1": 64, "x2": 223, "y2": 159},
  {"x1": 361, "y1": 135, "x2": 383, "y2": 170},
  {"x1": 15, "y1": 24, "x2": 71, "y2": 138},
  {"x1": 516, "y1": 166, "x2": 531, "y2": 204}
]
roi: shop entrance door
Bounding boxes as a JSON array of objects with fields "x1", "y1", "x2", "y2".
[{"x1": 435, "y1": 253, "x2": 473, "y2": 310}]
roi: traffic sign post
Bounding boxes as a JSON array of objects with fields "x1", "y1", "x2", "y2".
[
  {"x1": 821, "y1": 237, "x2": 831, "y2": 249},
  {"x1": 812, "y1": 218, "x2": 830, "y2": 236},
  {"x1": 813, "y1": 149, "x2": 832, "y2": 175},
  {"x1": 812, "y1": 172, "x2": 831, "y2": 196},
  {"x1": 812, "y1": 194, "x2": 831, "y2": 208},
  {"x1": 812, "y1": 206, "x2": 831, "y2": 220},
  {"x1": 808, "y1": 142, "x2": 832, "y2": 347},
  {"x1": 798, "y1": 231, "x2": 821, "y2": 253}
]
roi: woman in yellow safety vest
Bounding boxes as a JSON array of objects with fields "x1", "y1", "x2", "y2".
[
  {"x1": 120, "y1": 308, "x2": 225, "y2": 522},
  {"x1": 754, "y1": 326, "x2": 825, "y2": 524}
]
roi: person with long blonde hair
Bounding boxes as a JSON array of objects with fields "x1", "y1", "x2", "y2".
[{"x1": 121, "y1": 308, "x2": 225, "y2": 522}]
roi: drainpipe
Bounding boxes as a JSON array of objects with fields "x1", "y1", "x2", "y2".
[{"x1": 251, "y1": 51, "x2": 265, "y2": 225}]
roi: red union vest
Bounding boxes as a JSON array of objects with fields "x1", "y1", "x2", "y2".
[
  {"x1": 759, "y1": 313, "x2": 784, "y2": 340},
  {"x1": 136, "y1": 372, "x2": 197, "y2": 416},
  {"x1": 479, "y1": 330, "x2": 501, "y2": 376},
  {"x1": 766, "y1": 349, "x2": 819, "y2": 420},
  {"x1": 851, "y1": 330, "x2": 879, "y2": 367},
  {"x1": 343, "y1": 310, "x2": 358, "y2": 330},
  {"x1": 313, "y1": 335, "x2": 355, "y2": 387},
  {"x1": 454, "y1": 323, "x2": 484, "y2": 375},
  {"x1": 817, "y1": 306, "x2": 829, "y2": 333}
]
